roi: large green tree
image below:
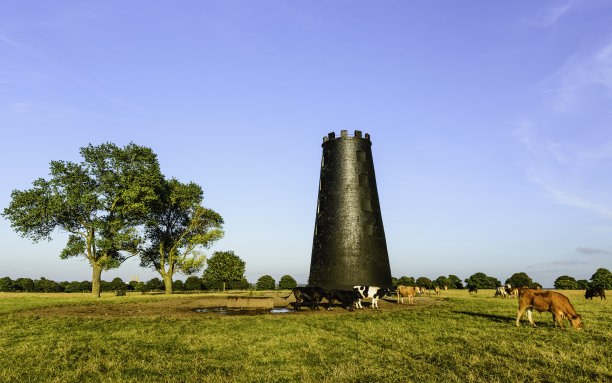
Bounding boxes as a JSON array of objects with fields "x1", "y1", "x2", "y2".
[
  {"x1": 202, "y1": 251, "x2": 245, "y2": 292},
  {"x1": 278, "y1": 275, "x2": 297, "y2": 290},
  {"x1": 2, "y1": 143, "x2": 162, "y2": 297},
  {"x1": 554, "y1": 275, "x2": 578, "y2": 290},
  {"x1": 590, "y1": 268, "x2": 612, "y2": 289},
  {"x1": 139, "y1": 178, "x2": 224, "y2": 293},
  {"x1": 505, "y1": 272, "x2": 534, "y2": 288},
  {"x1": 465, "y1": 272, "x2": 500, "y2": 289},
  {"x1": 256, "y1": 275, "x2": 276, "y2": 290}
]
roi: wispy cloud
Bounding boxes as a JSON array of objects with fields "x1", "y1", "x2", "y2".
[
  {"x1": 528, "y1": 173, "x2": 612, "y2": 217},
  {"x1": 523, "y1": 2, "x2": 573, "y2": 28},
  {"x1": 576, "y1": 247, "x2": 611, "y2": 256}
]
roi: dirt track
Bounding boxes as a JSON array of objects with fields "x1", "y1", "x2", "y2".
[{"x1": 18, "y1": 294, "x2": 442, "y2": 319}]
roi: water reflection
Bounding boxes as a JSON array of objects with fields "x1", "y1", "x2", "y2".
[{"x1": 193, "y1": 307, "x2": 292, "y2": 315}]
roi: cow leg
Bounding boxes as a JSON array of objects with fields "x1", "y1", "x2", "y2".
[
  {"x1": 356, "y1": 299, "x2": 362, "y2": 309},
  {"x1": 372, "y1": 298, "x2": 377, "y2": 309},
  {"x1": 295, "y1": 297, "x2": 302, "y2": 311},
  {"x1": 527, "y1": 308, "x2": 537, "y2": 327},
  {"x1": 516, "y1": 308, "x2": 525, "y2": 327}
]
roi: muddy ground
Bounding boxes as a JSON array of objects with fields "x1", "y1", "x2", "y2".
[{"x1": 17, "y1": 294, "x2": 442, "y2": 319}]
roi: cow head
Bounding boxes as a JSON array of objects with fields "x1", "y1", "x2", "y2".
[
  {"x1": 376, "y1": 288, "x2": 392, "y2": 298},
  {"x1": 570, "y1": 314, "x2": 582, "y2": 330}
]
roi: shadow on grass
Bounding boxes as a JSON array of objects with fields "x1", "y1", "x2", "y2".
[{"x1": 452, "y1": 310, "x2": 516, "y2": 324}]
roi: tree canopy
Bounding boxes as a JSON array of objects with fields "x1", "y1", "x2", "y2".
[
  {"x1": 554, "y1": 275, "x2": 578, "y2": 290},
  {"x1": 505, "y1": 272, "x2": 534, "y2": 288},
  {"x1": 465, "y1": 272, "x2": 500, "y2": 289},
  {"x1": 139, "y1": 178, "x2": 224, "y2": 293},
  {"x1": 256, "y1": 275, "x2": 276, "y2": 290},
  {"x1": 2, "y1": 142, "x2": 162, "y2": 297},
  {"x1": 278, "y1": 275, "x2": 297, "y2": 290},
  {"x1": 590, "y1": 268, "x2": 612, "y2": 289},
  {"x1": 202, "y1": 251, "x2": 245, "y2": 292}
]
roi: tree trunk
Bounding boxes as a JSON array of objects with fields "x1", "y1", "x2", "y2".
[
  {"x1": 163, "y1": 274, "x2": 173, "y2": 294},
  {"x1": 91, "y1": 263, "x2": 103, "y2": 298},
  {"x1": 222, "y1": 281, "x2": 226, "y2": 293}
]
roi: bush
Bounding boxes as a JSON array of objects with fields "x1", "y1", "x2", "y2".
[
  {"x1": 228, "y1": 277, "x2": 250, "y2": 290},
  {"x1": 577, "y1": 279, "x2": 589, "y2": 290},
  {"x1": 554, "y1": 276, "x2": 578, "y2": 290},
  {"x1": 145, "y1": 278, "x2": 164, "y2": 291},
  {"x1": 278, "y1": 275, "x2": 297, "y2": 290},
  {"x1": 172, "y1": 280, "x2": 185, "y2": 291},
  {"x1": 398, "y1": 276, "x2": 416, "y2": 287},
  {"x1": 0, "y1": 277, "x2": 14, "y2": 292},
  {"x1": 185, "y1": 276, "x2": 203, "y2": 291},
  {"x1": 505, "y1": 272, "x2": 533, "y2": 289},
  {"x1": 590, "y1": 268, "x2": 612, "y2": 289},
  {"x1": 256, "y1": 275, "x2": 276, "y2": 290},
  {"x1": 80, "y1": 280, "x2": 92, "y2": 292},
  {"x1": 416, "y1": 277, "x2": 432, "y2": 289}
]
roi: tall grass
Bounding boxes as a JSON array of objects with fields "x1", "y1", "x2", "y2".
[{"x1": 0, "y1": 290, "x2": 609, "y2": 382}]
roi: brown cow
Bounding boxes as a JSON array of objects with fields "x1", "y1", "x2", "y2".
[
  {"x1": 516, "y1": 289, "x2": 582, "y2": 330},
  {"x1": 396, "y1": 285, "x2": 416, "y2": 304},
  {"x1": 434, "y1": 286, "x2": 440, "y2": 295}
]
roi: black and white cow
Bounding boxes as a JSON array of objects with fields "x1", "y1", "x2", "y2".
[
  {"x1": 353, "y1": 286, "x2": 392, "y2": 309},
  {"x1": 283, "y1": 286, "x2": 328, "y2": 311},
  {"x1": 327, "y1": 289, "x2": 361, "y2": 311}
]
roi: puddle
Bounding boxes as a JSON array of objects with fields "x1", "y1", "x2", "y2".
[{"x1": 194, "y1": 307, "x2": 292, "y2": 315}]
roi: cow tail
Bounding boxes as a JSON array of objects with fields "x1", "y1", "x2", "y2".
[{"x1": 283, "y1": 290, "x2": 294, "y2": 300}]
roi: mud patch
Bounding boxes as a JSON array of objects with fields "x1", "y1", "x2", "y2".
[{"x1": 17, "y1": 295, "x2": 441, "y2": 319}]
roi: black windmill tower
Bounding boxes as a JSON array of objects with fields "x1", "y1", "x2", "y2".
[{"x1": 308, "y1": 130, "x2": 392, "y2": 290}]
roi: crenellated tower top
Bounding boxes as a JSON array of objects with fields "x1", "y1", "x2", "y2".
[{"x1": 322, "y1": 130, "x2": 371, "y2": 145}]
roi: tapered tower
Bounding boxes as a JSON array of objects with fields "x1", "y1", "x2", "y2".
[{"x1": 308, "y1": 130, "x2": 392, "y2": 290}]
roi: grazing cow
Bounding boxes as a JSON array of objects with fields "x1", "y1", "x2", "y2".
[
  {"x1": 443, "y1": 285, "x2": 448, "y2": 291},
  {"x1": 516, "y1": 289, "x2": 582, "y2": 330},
  {"x1": 327, "y1": 289, "x2": 361, "y2": 311},
  {"x1": 283, "y1": 286, "x2": 328, "y2": 311},
  {"x1": 434, "y1": 286, "x2": 441, "y2": 295},
  {"x1": 495, "y1": 286, "x2": 507, "y2": 298},
  {"x1": 353, "y1": 286, "x2": 392, "y2": 309},
  {"x1": 419, "y1": 286, "x2": 428, "y2": 294},
  {"x1": 585, "y1": 287, "x2": 606, "y2": 300},
  {"x1": 396, "y1": 285, "x2": 416, "y2": 304},
  {"x1": 468, "y1": 286, "x2": 478, "y2": 293}
]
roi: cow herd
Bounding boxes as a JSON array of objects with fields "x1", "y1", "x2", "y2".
[
  {"x1": 283, "y1": 284, "x2": 607, "y2": 331},
  {"x1": 284, "y1": 286, "x2": 391, "y2": 312}
]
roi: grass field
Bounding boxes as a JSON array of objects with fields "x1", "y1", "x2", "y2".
[{"x1": 0, "y1": 289, "x2": 610, "y2": 382}]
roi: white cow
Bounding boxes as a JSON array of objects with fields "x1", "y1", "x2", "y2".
[{"x1": 353, "y1": 286, "x2": 391, "y2": 309}]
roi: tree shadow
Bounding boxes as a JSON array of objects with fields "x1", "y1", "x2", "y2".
[{"x1": 452, "y1": 310, "x2": 516, "y2": 324}]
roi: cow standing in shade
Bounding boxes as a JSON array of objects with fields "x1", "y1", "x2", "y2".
[
  {"x1": 327, "y1": 289, "x2": 361, "y2": 311},
  {"x1": 353, "y1": 286, "x2": 391, "y2": 309},
  {"x1": 283, "y1": 286, "x2": 328, "y2": 311}
]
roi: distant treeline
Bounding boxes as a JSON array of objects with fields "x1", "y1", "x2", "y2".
[
  {"x1": 0, "y1": 274, "x2": 299, "y2": 293},
  {"x1": 2, "y1": 268, "x2": 610, "y2": 293}
]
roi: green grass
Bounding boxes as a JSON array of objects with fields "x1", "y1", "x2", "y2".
[{"x1": 0, "y1": 290, "x2": 610, "y2": 382}]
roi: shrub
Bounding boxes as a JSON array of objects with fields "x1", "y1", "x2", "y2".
[
  {"x1": 185, "y1": 276, "x2": 203, "y2": 291},
  {"x1": 278, "y1": 275, "x2": 297, "y2": 290},
  {"x1": 256, "y1": 275, "x2": 275, "y2": 290}
]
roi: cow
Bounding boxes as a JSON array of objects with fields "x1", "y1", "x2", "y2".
[
  {"x1": 516, "y1": 289, "x2": 582, "y2": 330},
  {"x1": 327, "y1": 289, "x2": 361, "y2": 311},
  {"x1": 505, "y1": 287, "x2": 519, "y2": 299},
  {"x1": 419, "y1": 286, "x2": 428, "y2": 294},
  {"x1": 585, "y1": 287, "x2": 606, "y2": 300},
  {"x1": 415, "y1": 286, "x2": 422, "y2": 294},
  {"x1": 283, "y1": 286, "x2": 328, "y2": 311},
  {"x1": 396, "y1": 285, "x2": 416, "y2": 304},
  {"x1": 443, "y1": 285, "x2": 448, "y2": 291},
  {"x1": 353, "y1": 286, "x2": 392, "y2": 309},
  {"x1": 468, "y1": 286, "x2": 478, "y2": 293},
  {"x1": 434, "y1": 286, "x2": 440, "y2": 295},
  {"x1": 495, "y1": 286, "x2": 507, "y2": 298}
]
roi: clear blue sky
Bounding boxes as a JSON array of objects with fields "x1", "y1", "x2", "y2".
[{"x1": 1, "y1": 1, "x2": 611, "y2": 287}]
